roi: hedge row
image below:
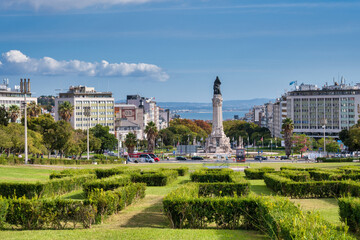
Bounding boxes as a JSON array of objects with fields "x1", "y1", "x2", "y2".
[
  {"x1": 163, "y1": 183, "x2": 353, "y2": 239},
  {"x1": 87, "y1": 183, "x2": 146, "y2": 223},
  {"x1": 94, "y1": 167, "x2": 138, "y2": 179},
  {"x1": 131, "y1": 170, "x2": 178, "y2": 186},
  {"x1": 49, "y1": 169, "x2": 95, "y2": 179},
  {"x1": 244, "y1": 167, "x2": 275, "y2": 179},
  {"x1": 280, "y1": 167, "x2": 318, "y2": 171},
  {"x1": 310, "y1": 170, "x2": 360, "y2": 181},
  {"x1": 198, "y1": 182, "x2": 250, "y2": 197},
  {"x1": 0, "y1": 174, "x2": 96, "y2": 199},
  {"x1": 83, "y1": 175, "x2": 131, "y2": 197},
  {"x1": 280, "y1": 170, "x2": 311, "y2": 182},
  {"x1": 190, "y1": 168, "x2": 235, "y2": 182},
  {"x1": 160, "y1": 167, "x2": 189, "y2": 176},
  {"x1": 264, "y1": 173, "x2": 360, "y2": 198},
  {"x1": 339, "y1": 197, "x2": 360, "y2": 232},
  {"x1": 0, "y1": 157, "x2": 125, "y2": 165},
  {"x1": 316, "y1": 157, "x2": 355, "y2": 163},
  {"x1": 0, "y1": 183, "x2": 146, "y2": 230}
]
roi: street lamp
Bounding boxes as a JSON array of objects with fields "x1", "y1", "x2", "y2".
[
  {"x1": 84, "y1": 106, "x2": 91, "y2": 160},
  {"x1": 321, "y1": 118, "x2": 327, "y2": 155}
]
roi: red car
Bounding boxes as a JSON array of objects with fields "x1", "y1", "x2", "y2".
[{"x1": 147, "y1": 153, "x2": 160, "y2": 162}]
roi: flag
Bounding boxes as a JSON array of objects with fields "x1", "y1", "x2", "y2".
[{"x1": 289, "y1": 81, "x2": 297, "y2": 86}]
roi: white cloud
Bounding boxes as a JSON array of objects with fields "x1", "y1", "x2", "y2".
[
  {"x1": 0, "y1": 50, "x2": 169, "y2": 81},
  {"x1": 1, "y1": 0, "x2": 154, "y2": 10}
]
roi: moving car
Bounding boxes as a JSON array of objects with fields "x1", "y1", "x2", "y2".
[
  {"x1": 254, "y1": 156, "x2": 267, "y2": 161},
  {"x1": 147, "y1": 153, "x2": 160, "y2": 162},
  {"x1": 176, "y1": 156, "x2": 187, "y2": 161},
  {"x1": 191, "y1": 156, "x2": 204, "y2": 160},
  {"x1": 280, "y1": 156, "x2": 289, "y2": 160}
]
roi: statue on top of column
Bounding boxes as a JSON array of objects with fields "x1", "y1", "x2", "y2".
[{"x1": 213, "y1": 76, "x2": 221, "y2": 95}]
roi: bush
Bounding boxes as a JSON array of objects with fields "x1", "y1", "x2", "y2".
[
  {"x1": 83, "y1": 175, "x2": 132, "y2": 197},
  {"x1": 50, "y1": 169, "x2": 95, "y2": 179},
  {"x1": 87, "y1": 183, "x2": 146, "y2": 223},
  {"x1": 0, "y1": 198, "x2": 8, "y2": 229},
  {"x1": 190, "y1": 168, "x2": 234, "y2": 182},
  {"x1": 339, "y1": 197, "x2": 360, "y2": 232},
  {"x1": 280, "y1": 170, "x2": 311, "y2": 182},
  {"x1": 0, "y1": 174, "x2": 96, "y2": 199},
  {"x1": 264, "y1": 173, "x2": 360, "y2": 198},
  {"x1": 6, "y1": 197, "x2": 96, "y2": 229},
  {"x1": 131, "y1": 170, "x2": 178, "y2": 186},
  {"x1": 94, "y1": 167, "x2": 133, "y2": 179},
  {"x1": 163, "y1": 183, "x2": 354, "y2": 238},
  {"x1": 160, "y1": 167, "x2": 189, "y2": 176},
  {"x1": 280, "y1": 167, "x2": 318, "y2": 171},
  {"x1": 316, "y1": 157, "x2": 354, "y2": 163},
  {"x1": 244, "y1": 167, "x2": 275, "y2": 179},
  {"x1": 198, "y1": 182, "x2": 250, "y2": 197}
]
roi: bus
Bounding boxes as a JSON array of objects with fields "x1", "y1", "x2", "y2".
[{"x1": 235, "y1": 148, "x2": 246, "y2": 162}]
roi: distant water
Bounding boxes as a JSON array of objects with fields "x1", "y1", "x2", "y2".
[{"x1": 178, "y1": 111, "x2": 247, "y2": 120}]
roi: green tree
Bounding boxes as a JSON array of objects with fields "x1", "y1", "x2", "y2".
[
  {"x1": 282, "y1": 118, "x2": 294, "y2": 157},
  {"x1": 27, "y1": 102, "x2": 42, "y2": 118},
  {"x1": 0, "y1": 105, "x2": 10, "y2": 126},
  {"x1": 318, "y1": 138, "x2": 340, "y2": 153},
  {"x1": 124, "y1": 132, "x2": 137, "y2": 154},
  {"x1": 292, "y1": 134, "x2": 311, "y2": 157},
  {"x1": 159, "y1": 128, "x2": 174, "y2": 146},
  {"x1": 8, "y1": 105, "x2": 20, "y2": 123},
  {"x1": 58, "y1": 101, "x2": 74, "y2": 122},
  {"x1": 90, "y1": 124, "x2": 117, "y2": 153},
  {"x1": 52, "y1": 120, "x2": 73, "y2": 158},
  {"x1": 145, "y1": 121, "x2": 158, "y2": 152}
]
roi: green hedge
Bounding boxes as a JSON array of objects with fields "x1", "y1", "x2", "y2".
[
  {"x1": 94, "y1": 167, "x2": 138, "y2": 179},
  {"x1": 198, "y1": 182, "x2": 250, "y2": 197},
  {"x1": 339, "y1": 197, "x2": 360, "y2": 232},
  {"x1": 163, "y1": 183, "x2": 353, "y2": 239},
  {"x1": 316, "y1": 157, "x2": 355, "y2": 163},
  {"x1": 131, "y1": 170, "x2": 178, "y2": 186},
  {"x1": 83, "y1": 175, "x2": 132, "y2": 197},
  {"x1": 49, "y1": 169, "x2": 95, "y2": 179},
  {"x1": 1, "y1": 183, "x2": 146, "y2": 230},
  {"x1": 264, "y1": 173, "x2": 360, "y2": 198},
  {"x1": 87, "y1": 183, "x2": 146, "y2": 223},
  {"x1": 280, "y1": 170, "x2": 311, "y2": 182},
  {"x1": 244, "y1": 167, "x2": 275, "y2": 179},
  {"x1": 0, "y1": 156, "x2": 125, "y2": 165},
  {"x1": 0, "y1": 174, "x2": 96, "y2": 199},
  {"x1": 160, "y1": 167, "x2": 189, "y2": 176},
  {"x1": 280, "y1": 167, "x2": 318, "y2": 171},
  {"x1": 309, "y1": 170, "x2": 360, "y2": 181},
  {"x1": 190, "y1": 168, "x2": 235, "y2": 182}
]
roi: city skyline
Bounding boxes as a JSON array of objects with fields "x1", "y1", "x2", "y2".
[{"x1": 1, "y1": 0, "x2": 360, "y2": 102}]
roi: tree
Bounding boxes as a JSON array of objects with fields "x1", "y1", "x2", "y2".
[
  {"x1": 8, "y1": 105, "x2": 20, "y2": 123},
  {"x1": 58, "y1": 101, "x2": 74, "y2": 122},
  {"x1": 0, "y1": 105, "x2": 10, "y2": 126},
  {"x1": 318, "y1": 138, "x2": 340, "y2": 153},
  {"x1": 159, "y1": 128, "x2": 174, "y2": 146},
  {"x1": 145, "y1": 121, "x2": 158, "y2": 152},
  {"x1": 124, "y1": 132, "x2": 137, "y2": 154},
  {"x1": 282, "y1": 118, "x2": 294, "y2": 157},
  {"x1": 52, "y1": 120, "x2": 73, "y2": 158},
  {"x1": 27, "y1": 102, "x2": 42, "y2": 118},
  {"x1": 90, "y1": 124, "x2": 117, "y2": 153},
  {"x1": 292, "y1": 134, "x2": 311, "y2": 157}
]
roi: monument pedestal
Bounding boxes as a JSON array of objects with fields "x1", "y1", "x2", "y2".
[{"x1": 205, "y1": 92, "x2": 231, "y2": 154}]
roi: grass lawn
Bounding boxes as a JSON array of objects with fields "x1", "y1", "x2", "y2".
[{"x1": 1, "y1": 162, "x2": 358, "y2": 239}]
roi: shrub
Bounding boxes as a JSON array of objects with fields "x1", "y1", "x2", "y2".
[
  {"x1": 198, "y1": 182, "x2": 250, "y2": 197},
  {"x1": 83, "y1": 175, "x2": 132, "y2": 197},
  {"x1": 0, "y1": 174, "x2": 96, "y2": 199},
  {"x1": 160, "y1": 167, "x2": 189, "y2": 176},
  {"x1": 131, "y1": 170, "x2": 178, "y2": 186},
  {"x1": 244, "y1": 167, "x2": 275, "y2": 179},
  {"x1": 0, "y1": 197, "x2": 8, "y2": 229},
  {"x1": 280, "y1": 170, "x2": 311, "y2": 182},
  {"x1": 339, "y1": 197, "x2": 360, "y2": 232},
  {"x1": 280, "y1": 167, "x2": 318, "y2": 171},
  {"x1": 190, "y1": 168, "x2": 234, "y2": 182},
  {"x1": 316, "y1": 157, "x2": 354, "y2": 163},
  {"x1": 87, "y1": 183, "x2": 146, "y2": 223},
  {"x1": 94, "y1": 167, "x2": 132, "y2": 179},
  {"x1": 50, "y1": 169, "x2": 95, "y2": 179}
]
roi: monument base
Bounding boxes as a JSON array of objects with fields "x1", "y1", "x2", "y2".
[{"x1": 205, "y1": 131, "x2": 231, "y2": 154}]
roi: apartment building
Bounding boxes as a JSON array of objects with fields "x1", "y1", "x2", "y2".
[
  {"x1": 287, "y1": 82, "x2": 360, "y2": 138},
  {"x1": 55, "y1": 86, "x2": 115, "y2": 133}
]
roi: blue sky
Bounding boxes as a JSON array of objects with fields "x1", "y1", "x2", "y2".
[{"x1": 0, "y1": 0, "x2": 360, "y2": 102}]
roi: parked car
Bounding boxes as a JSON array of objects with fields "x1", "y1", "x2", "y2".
[
  {"x1": 147, "y1": 153, "x2": 160, "y2": 162},
  {"x1": 176, "y1": 156, "x2": 187, "y2": 161},
  {"x1": 191, "y1": 156, "x2": 204, "y2": 160},
  {"x1": 254, "y1": 156, "x2": 267, "y2": 161},
  {"x1": 280, "y1": 156, "x2": 289, "y2": 160}
]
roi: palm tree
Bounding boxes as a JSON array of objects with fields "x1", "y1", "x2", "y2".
[
  {"x1": 145, "y1": 121, "x2": 158, "y2": 153},
  {"x1": 58, "y1": 101, "x2": 74, "y2": 122},
  {"x1": 282, "y1": 118, "x2": 294, "y2": 157},
  {"x1": 27, "y1": 102, "x2": 41, "y2": 118},
  {"x1": 124, "y1": 132, "x2": 137, "y2": 154},
  {"x1": 8, "y1": 105, "x2": 20, "y2": 123}
]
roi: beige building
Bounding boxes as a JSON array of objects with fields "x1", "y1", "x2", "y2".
[{"x1": 55, "y1": 86, "x2": 115, "y2": 133}]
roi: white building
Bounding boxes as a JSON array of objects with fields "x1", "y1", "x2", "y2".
[
  {"x1": 55, "y1": 86, "x2": 115, "y2": 133},
  {"x1": 0, "y1": 78, "x2": 37, "y2": 123}
]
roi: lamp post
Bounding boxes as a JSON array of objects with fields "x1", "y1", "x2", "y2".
[
  {"x1": 321, "y1": 118, "x2": 327, "y2": 156},
  {"x1": 24, "y1": 91, "x2": 28, "y2": 164},
  {"x1": 84, "y1": 106, "x2": 91, "y2": 160}
]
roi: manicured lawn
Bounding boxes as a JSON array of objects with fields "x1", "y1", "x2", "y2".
[{"x1": 1, "y1": 161, "x2": 358, "y2": 239}]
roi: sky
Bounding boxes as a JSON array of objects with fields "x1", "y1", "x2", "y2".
[{"x1": 0, "y1": 0, "x2": 360, "y2": 102}]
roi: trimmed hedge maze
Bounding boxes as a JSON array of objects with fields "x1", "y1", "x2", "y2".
[
  {"x1": 0, "y1": 166, "x2": 184, "y2": 230},
  {"x1": 163, "y1": 180, "x2": 354, "y2": 239}
]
